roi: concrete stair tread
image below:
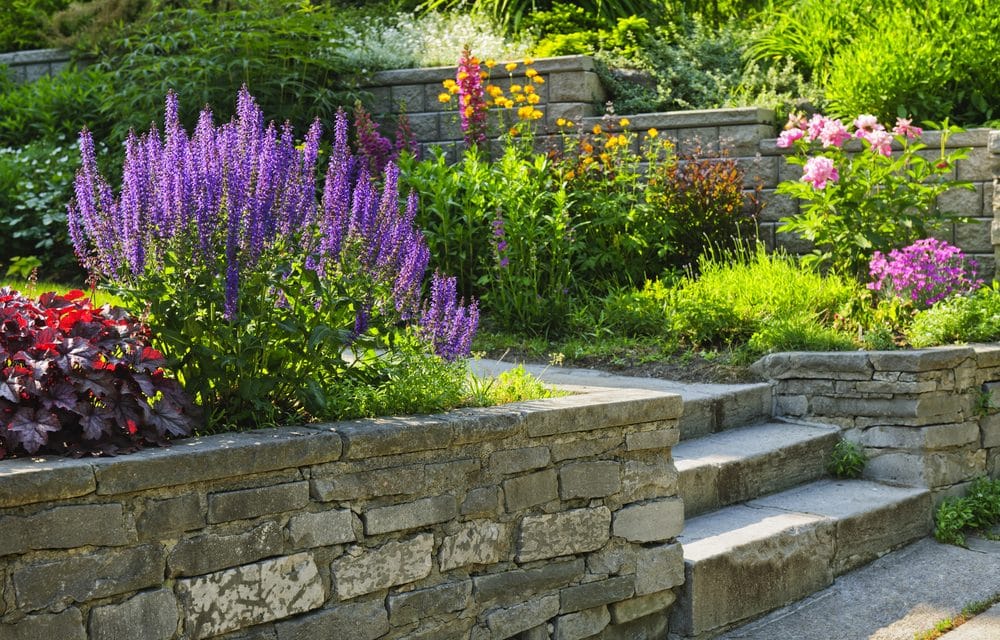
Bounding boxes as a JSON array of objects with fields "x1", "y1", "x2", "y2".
[
  {"x1": 672, "y1": 480, "x2": 933, "y2": 638},
  {"x1": 674, "y1": 422, "x2": 840, "y2": 517}
]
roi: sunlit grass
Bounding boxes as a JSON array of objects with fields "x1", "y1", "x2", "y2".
[{"x1": 1, "y1": 279, "x2": 124, "y2": 307}]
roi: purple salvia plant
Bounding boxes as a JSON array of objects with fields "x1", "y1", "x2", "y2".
[
  {"x1": 419, "y1": 273, "x2": 480, "y2": 361},
  {"x1": 69, "y1": 89, "x2": 478, "y2": 360}
]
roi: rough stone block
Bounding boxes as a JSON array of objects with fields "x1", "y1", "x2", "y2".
[
  {"x1": 625, "y1": 428, "x2": 679, "y2": 451},
  {"x1": 518, "y1": 507, "x2": 612, "y2": 562},
  {"x1": 490, "y1": 446, "x2": 551, "y2": 475},
  {"x1": 551, "y1": 434, "x2": 622, "y2": 462},
  {"x1": 677, "y1": 127, "x2": 719, "y2": 155},
  {"x1": 610, "y1": 590, "x2": 677, "y2": 625},
  {"x1": 860, "y1": 422, "x2": 980, "y2": 450},
  {"x1": 176, "y1": 552, "x2": 324, "y2": 640},
  {"x1": 0, "y1": 458, "x2": 95, "y2": 508},
  {"x1": 586, "y1": 539, "x2": 637, "y2": 577},
  {"x1": 168, "y1": 521, "x2": 282, "y2": 577},
  {"x1": 957, "y1": 149, "x2": 996, "y2": 181},
  {"x1": 504, "y1": 469, "x2": 559, "y2": 512},
  {"x1": 364, "y1": 494, "x2": 457, "y2": 535},
  {"x1": 486, "y1": 594, "x2": 560, "y2": 639},
  {"x1": 462, "y1": 486, "x2": 500, "y2": 515},
  {"x1": 139, "y1": 493, "x2": 203, "y2": 540},
  {"x1": 866, "y1": 448, "x2": 986, "y2": 488},
  {"x1": 474, "y1": 558, "x2": 584, "y2": 607},
  {"x1": 274, "y1": 598, "x2": 388, "y2": 640},
  {"x1": 869, "y1": 348, "x2": 974, "y2": 373},
  {"x1": 88, "y1": 589, "x2": 178, "y2": 640},
  {"x1": 391, "y1": 84, "x2": 426, "y2": 111},
  {"x1": 92, "y1": 428, "x2": 342, "y2": 494},
  {"x1": 984, "y1": 414, "x2": 1000, "y2": 448},
  {"x1": 612, "y1": 499, "x2": 684, "y2": 543},
  {"x1": 388, "y1": 580, "x2": 471, "y2": 626},
  {"x1": 208, "y1": 481, "x2": 309, "y2": 523},
  {"x1": 13, "y1": 544, "x2": 166, "y2": 611},
  {"x1": 635, "y1": 543, "x2": 685, "y2": 596},
  {"x1": 1, "y1": 608, "x2": 86, "y2": 640},
  {"x1": 287, "y1": 509, "x2": 356, "y2": 548},
  {"x1": 335, "y1": 416, "x2": 453, "y2": 459},
  {"x1": 559, "y1": 461, "x2": 621, "y2": 499},
  {"x1": 547, "y1": 70, "x2": 605, "y2": 103},
  {"x1": 621, "y1": 457, "x2": 678, "y2": 503},
  {"x1": 331, "y1": 533, "x2": 434, "y2": 600},
  {"x1": 719, "y1": 124, "x2": 774, "y2": 156},
  {"x1": 0, "y1": 503, "x2": 128, "y2": 556},
  {"x1": 522, "y1": 390, "x2": 681, "y2": 438},
  {"x1": 753, "y1": 352, "x2": 874, "y2": 380},
  {"x1": 424, "y1": 459, "x2": 481, "y2": 491},
  {"x1": 559, "y1": 576, "x2": 635, "y2": 613},
  {"x1": 310, "y1": 465, "x2": 424, "y2": 501},
  {"x1": 439, "y1": 519, "x2": 509, "y2": 571},
  {"x1": 554, "y1": 606, "x2": 611, "y2": 640}
]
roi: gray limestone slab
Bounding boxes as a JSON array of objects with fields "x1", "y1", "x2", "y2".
[{"x1": 715, "y1": 536, "x2": 1000, "y2": 640}]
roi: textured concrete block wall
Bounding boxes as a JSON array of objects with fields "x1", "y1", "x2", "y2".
[
  {"x1": 0, "y1": 387, "x2": 685, "y2": 640},
  {"x1": 753, "y1": 345, "x2": 1000, "y2": 499}
]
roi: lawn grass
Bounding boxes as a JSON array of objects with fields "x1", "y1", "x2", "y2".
[{"x1": 1, "y1": 279, "x2": 124, "y2": 307}]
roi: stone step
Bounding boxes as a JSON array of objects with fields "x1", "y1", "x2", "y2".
[
  {"x1": 674, "y1": 421, "x2": 840, "y2": 518},
  {"x1": 467, "y1": 359, "x2": 774, "y2": 441},
  {"x1": 670, "y1": 479, "x2": 932, "y2": 639}
]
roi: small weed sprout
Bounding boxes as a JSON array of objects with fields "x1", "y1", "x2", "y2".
[{"x1": 827, "y1": 439, "x2": 867, "y2": 479}]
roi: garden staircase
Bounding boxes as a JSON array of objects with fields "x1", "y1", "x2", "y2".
[
  {"x1": 668, "y1": 382, "x2": 933, "y2": 639},
  {"x1": 470, "y1": 361, "x2": 935, "y2": 640}
]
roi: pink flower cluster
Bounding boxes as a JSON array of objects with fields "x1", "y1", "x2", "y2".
[
  {"x1": 777, "y1": 113, "x2": 925, "y2": 190},
  {"x1": 868, "y1": 238, "x2": 982, "y2": 308}
]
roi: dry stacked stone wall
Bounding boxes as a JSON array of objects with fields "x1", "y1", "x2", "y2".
[
  {"x1": 0, "y1": 387, "x2": 685, "y2": 640},
  {"x1": 753, "y1": 345, "x2": 1000, "y2": 499},
  {"x1": 0, "y1": 48, "x2": 77, "y2": 83}
]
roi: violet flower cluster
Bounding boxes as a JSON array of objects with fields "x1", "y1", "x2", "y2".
[
  {"x1": 868, "y1": 238, "x2": 982, "y2": 309},
  {"x1": 68, "y1": 88, "x2": 478, "y2": 360}
]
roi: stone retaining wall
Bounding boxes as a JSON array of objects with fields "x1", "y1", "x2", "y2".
[
  {"x1": 753, "y1": 345, "x2": 1000, "y2": 499},
  {"x1": 366, "y1": 55, "x2": 1000, "y2": 278},
  {"x1": 0, "y1": 48, "x2": 78, "y2": 83},
  {"x1": 0, "y1": 387, "x2": 684, "y2": 640}
]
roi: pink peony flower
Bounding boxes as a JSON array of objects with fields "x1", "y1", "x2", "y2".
[
  {"x1": 892, "y1": 117, "x2": 923, "y2": 139},
  {"x1": 819, "y1": 118, "x2": 851, "y2": 148},
  {"x1": 853, "y1": 114, "x2": 884, "y2": 138},
  {"x1": 864, "y1": 129, "x2": 893, "y2": 156},
  {"x1": 801, "y1": 156, "x2": 839, "y2": 189},
  {"x1": 777, "y1": 127, "x2": 805, "y2": 148}
]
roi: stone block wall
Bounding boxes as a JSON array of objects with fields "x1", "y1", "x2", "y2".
[
  {"x1": 753, "y1": 346, "x2": 1000, "y2": 499},
  {"x1": 0, "y1": 387, "x2": 685, "y2": 640},
  {"x1": 0, "y1": 48, "x2": 78, "y2": 83}
]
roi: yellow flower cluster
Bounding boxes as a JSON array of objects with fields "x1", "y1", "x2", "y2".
[{"x1": 438, "y1": 57, "x2": 545, "y2": 125}]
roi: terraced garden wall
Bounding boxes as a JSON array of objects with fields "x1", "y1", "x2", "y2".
[
  {"x1": 0, "y1": 48, "x2": 77, "y2": 83},
  {"x1": 367, "y1": 55, "x2": 1000, "y2": 279},
  {"x1": 753, "y1": 345, "x2": 1000, "y2": 500},
  {"x1": 0, "y1": 387, "x2": 685, "y2": 640}
]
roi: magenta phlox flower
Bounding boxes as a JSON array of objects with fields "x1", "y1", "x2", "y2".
[
  {"x1": 801, "y1": 156, "x2": 839, "y2": 189},
  {"x1": 868, "y1": 238, "x2": 982, "y2": 308},
  {"x1": 892, "y1": 117, "x2": 923, "y2": 139}
]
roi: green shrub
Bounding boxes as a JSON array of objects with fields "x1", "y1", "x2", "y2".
[
  {"x1": 935, "y1": 476, "x2": 1000, "y2": 546},
  {"x1": 0, "y1": 67, "x2": 113, "y2": 146},
  {"x1": 0, "y1": 138, "x2": 90, "y2": 279},
  {"x1": 95, "y1": 2, "x2": 363, "y2": 141},
  {"x1": 0, "y1": 0, "x2": 72, "y2": 51},
  {"x1": 908, "y1": 284, "x2": 1000, "y2": 347},
  {"x1": 826, "y1": 439, "x2": 867, "y2": 479}
]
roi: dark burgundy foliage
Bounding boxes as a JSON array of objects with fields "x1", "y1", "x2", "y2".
[{"x1": 0, "y1": 287, "x2": 195, "y2": 459}]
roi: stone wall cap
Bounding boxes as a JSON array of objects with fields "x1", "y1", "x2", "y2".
[
  {"x1": 869, "y1": 347, "x2": 975, "y2": 372},
  {"x1": 584, "y1": 108, "x2": 775, "y2": 130},
  {"x1": 0, "y1": 48, "x2": 73, "y2": 64},
  {"x1": 366, "y1": 55, "x2": 596, "y2": 86},
  {"x1": 0, "y1": 457, "x2": 96, "y2": 508}
]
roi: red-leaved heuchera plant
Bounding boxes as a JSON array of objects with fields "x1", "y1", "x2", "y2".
[{"x1": 0, "y1": 287, "x2": 195, "y2": 459}]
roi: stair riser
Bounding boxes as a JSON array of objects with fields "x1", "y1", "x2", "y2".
[
  {"x1": 671, "y1": 520, "x2": 836, "y2": 638},
  {"x1": 680, "y1": 386, "x2": 772, "y2": 441},
  {"x1": 679, "y1": 434, "x2": 839, "y2": 518},
  {"x1": 826, "y1": 493, "x2": 933, "y2": 574}
]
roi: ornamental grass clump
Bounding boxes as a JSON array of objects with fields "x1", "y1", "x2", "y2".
[
  {"x1": 0, "y1": 287, "x2": 194, "y2": 459},
  {"x1": 68, "y1": 88, "x2": 478, "y2": 431},
  {"x1": 869, "y1": 238, "x2": 982, "y2": 310}
]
